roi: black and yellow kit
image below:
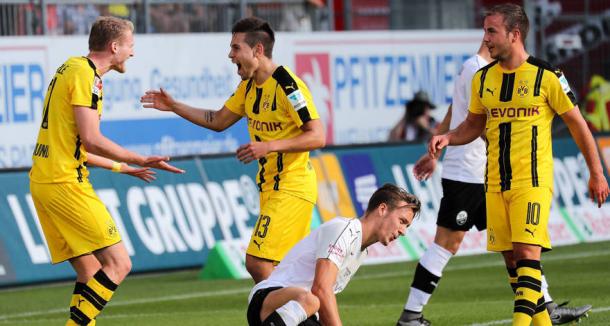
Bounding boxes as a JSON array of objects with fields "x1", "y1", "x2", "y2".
[{"x1": 469, "y1": 56, "x2": 576, "y2": 193}]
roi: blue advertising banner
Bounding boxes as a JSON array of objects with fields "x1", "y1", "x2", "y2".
[
  {"x1": 100, "y1": 118, "x2": 249, "y2": 157},
  {"x1": 0, "y1": 156, "x2": 260, "y2": 286},
  {"x1": 1, "y1": 137, "x2": 610, "y2": 286}
]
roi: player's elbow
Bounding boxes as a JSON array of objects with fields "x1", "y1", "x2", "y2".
[
  {"x1": 206, "y1": 123, "x2": 221, "y2": 132},
  {"x1": 80, "y1": 134, "x2": 102, "y2": 154},
  {"x1": 310, "y1": 129, "x2": 326, "y2": 149},
  {"x1": 207, "y1": 122, "x2": 228, "y2": 133},
  {"x1": 313, "y1": 134, "x2": 325, "y2": 149}
]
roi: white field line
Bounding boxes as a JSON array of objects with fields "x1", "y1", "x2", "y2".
[
  {"x1": 353, "y1": 249, "x2": 610, "y2": 281},
  {"x1": 0, "y1": 309, "x2": 242, "y2": 324},
  {"x1": 1, "y1": 249, "x2": 608, "y2": 322},
  {"x1": 0, "y1": 287, "x2": 251, "y2": 321}
]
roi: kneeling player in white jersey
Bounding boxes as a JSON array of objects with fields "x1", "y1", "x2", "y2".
[{"x1": 246, "y1": 184, "x2": 421, "y2": 326}]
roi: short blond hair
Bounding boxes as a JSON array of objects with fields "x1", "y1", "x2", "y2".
[{"x1": 88, "y1": 16, "x2": 134, "y2": 51}]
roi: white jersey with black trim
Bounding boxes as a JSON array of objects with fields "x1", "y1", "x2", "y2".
[
  {"x1": 248, "y1": 217, "x2": 367, "y2": 302},
  {"x1": 441, "y1": 54, "x2": 488, "y2": 184}
]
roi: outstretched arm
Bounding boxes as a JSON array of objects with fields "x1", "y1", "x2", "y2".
[
  {"x1": 74, "y1": 106, "x2": 184, "y2": 174},
  {"x1": 236, "y1": 119, "x2": 325, "y2": 164},
  {"x1": 311, "y1": 258, "x2": 341, "y2": 326},
  {"x1": 561, "y1": 106, "x2": 609, "y2": 207},
  {"x1": 428, "y1": 112, "x2": 486, "y2": 156},
  {"x1": 141, "y1": 88, "x2": 242, "y2": 132},
  {"x1": 86, "y1": 153, "x2": 156, "y2": 183}
]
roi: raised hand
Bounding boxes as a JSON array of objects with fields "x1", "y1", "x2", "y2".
[
  {"x1": 141, "y1": 88, "x2": 176, "y2": 112},
  {"x1": 236, "y1": 142, "x2": 271, "y2": 164},
  {"x1": 141, "y1": 156, "x2": 185, "y2": 174},
  {"x1": 120, "y1": 163, "x2": 157, "y2": 183}
]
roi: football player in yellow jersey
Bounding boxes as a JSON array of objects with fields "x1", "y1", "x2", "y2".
[
  {"x1": 428, "y1": 4, "x2": 608, "y2": 326},
  {"x1": 141, "y1": 16, "x2": 325, "y2": 283},
  {"x1": 29, "y1": 17, "x2": 184, "y2": 326}
]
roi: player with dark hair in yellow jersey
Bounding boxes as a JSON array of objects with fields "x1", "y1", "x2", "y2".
[
  {"x1": 29, "y1": 16, "x2": 184, "y2": 326},
  {"x1": 428, "y1": 4, "x2": 608, "y2": 326},
  {"x1": 141, "y1": 16, "x2": 325, "y2": 283}
]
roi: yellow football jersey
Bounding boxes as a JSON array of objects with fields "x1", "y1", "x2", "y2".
[
  {"x1": 225, "y1": 66, "x2": 319, "y2": 203},
  {"x1": 30, "y1": 57, "x2": 103, "y2": 183},
  {"x1": 469, "y1": 56, "x2": 576, "y2": 192}
]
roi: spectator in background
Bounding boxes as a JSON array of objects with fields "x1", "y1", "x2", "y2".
[
  {"x1": 280, "y1": 0, "x2": 325, "y2": 31},
  {"x1": 108, "y1": 4, "x2": 130, "y2": 19},
  {"x1": 59, "y1": 4, "x2": 99, "y2": 34},
  {"x1": 149, "y1": 4, "x2": 190, "y2": 33},
  {"x1": 388, "y1": 90, "x2": 438, "y2": 142}
]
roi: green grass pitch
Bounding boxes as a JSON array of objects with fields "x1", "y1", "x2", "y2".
[{"x1": 1, "y1": 241, "x2": 609, "y2": 325}]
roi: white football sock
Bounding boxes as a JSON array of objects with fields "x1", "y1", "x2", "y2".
[
  {"x1": 404, "y1": 242, "x2": 453, "y2": 312},
  {"x1": 277, "y1": 300, "x2": 307, "y2": 326}
]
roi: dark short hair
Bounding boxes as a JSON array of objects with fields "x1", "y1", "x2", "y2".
[
  {"x1": 485, "y1": 3, "x2": 529, "y2": 43},
  {"x1": 365, "y1": 183, "x2": 421, "y2": 216},
  {"x1": 89, "y1": 16, "x2": 134, "y2": 51},
  {"x1": 231, "y1": 16, "x2": 275, "y2": 58}
]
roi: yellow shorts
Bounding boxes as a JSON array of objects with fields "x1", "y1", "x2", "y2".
[
  {"x1": 246, "y1": 191, "x2": 314, "y2": 262},
  {"x1": 486, "y1": 187, "x2": 552, "y2": 252},
  {"x1": 30, "y1": 181, "x2": 121, "y2": 264}
]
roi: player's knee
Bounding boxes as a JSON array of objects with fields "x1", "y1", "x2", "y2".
[
  {"x1": 106, "y1": 256, "x2": 132, "y2": 282},
  {"x1": 121, "y1": 257, "x2": 133, "y2": 276},
  {"x1": 440, "y1": 241, "x2": 460, "y2": 255},
  {"x1": 512, "y1": 244, "x2": 541, "y2": 262},
  {"x1": 295, "y1": 292, "x2": 320, "y2": 315},
  {"x1": 78, "y1": 265, "x2": 100, "y2": 282},
  {"x1": 434, "y1": 229, "x2": 465, "y2": 254}
]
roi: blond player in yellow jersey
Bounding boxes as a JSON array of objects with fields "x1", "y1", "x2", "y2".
[
  {"x1": 141, "y1": 16, "x2": 325, "y2": 283},
  {"x1": 29, "y1": 17, "x2": 184, "y2": 325},
  {"x1": 428, "y1": 4, "x2": 609, "y2": 326}
]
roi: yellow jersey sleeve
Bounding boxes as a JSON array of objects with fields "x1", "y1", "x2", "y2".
[
  {"x1": 547, "y1": 70, "x2": 576, "y2": 115},
  {"x1": 280, "y1": 76, "x2": 319, "y2": 128},
  {"x1": 224, "y1": 80, "x2": 249, "y2": 116},
  {"x1": 469, "y1": 70, "x2": 486, "y2": 115},
  {"x1": 70, "y1": 65, "x2": 98, "y2": 109}
]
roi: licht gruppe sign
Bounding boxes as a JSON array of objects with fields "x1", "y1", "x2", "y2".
[{"x1": 1, "y1": 138, "x2": 609, "y2": 285}]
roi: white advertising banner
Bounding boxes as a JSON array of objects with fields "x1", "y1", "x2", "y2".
[
  {"x1": 288, "y1": 31, "x2": 482, "y2": 144},
  {"x1": 0, "y1": 30, "x2": 482, "y2": 168}
]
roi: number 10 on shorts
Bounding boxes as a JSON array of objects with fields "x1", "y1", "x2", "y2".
[{"x1": 526, "y1": 202, "x2": 540, "y2": 225}]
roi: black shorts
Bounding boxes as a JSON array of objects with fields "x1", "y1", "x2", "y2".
[
  {"x1": 437, "y1": 178, "x2": 486, "y2": 231},
  {"x1": 247, "y1": 286, "x2": 321, "y2": 326},
  {"x1": 247, "y1": 286, "x2": 283, "y2": 326}
]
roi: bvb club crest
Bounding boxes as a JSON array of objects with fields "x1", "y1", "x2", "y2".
[
  {"x1": 262, "y1": 94, "x2": 271, "y2": 111},
  {"x1": 517, "y1": 80, "x2": 529, "y2": 97}
]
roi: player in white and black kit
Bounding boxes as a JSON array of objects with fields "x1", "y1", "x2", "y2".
[
  {"x1": 396, "y1": 42, "x2": 592, "y2": 326},
  {"x1": 247, "y1": 184, "x2": 420, "y2": 326}
]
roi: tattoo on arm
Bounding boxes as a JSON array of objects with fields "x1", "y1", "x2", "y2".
[{"x1": 204, "y1": 110, "x2": 215, "y2": 124}]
